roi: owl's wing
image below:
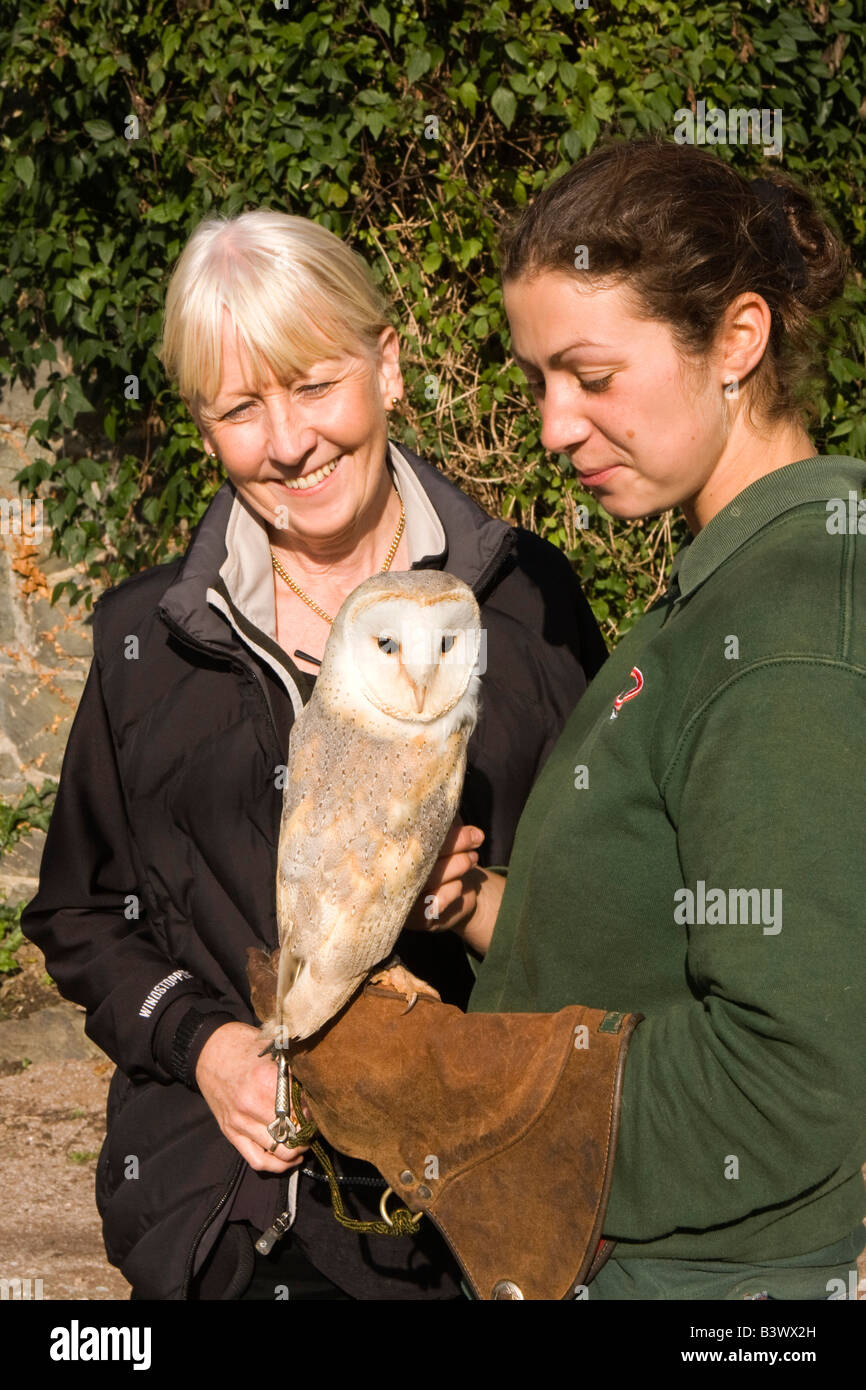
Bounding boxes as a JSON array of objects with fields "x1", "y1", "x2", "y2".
[
  {"x1": 275, "y1": 796, "x2": 431, "y2": 1037},
  {"x1": 275, "y1": 716, "x2": 468, "y2": 1039}
]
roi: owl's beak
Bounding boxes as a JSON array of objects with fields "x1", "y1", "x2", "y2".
[{"x1": 401, "y1": 661, "x2": 431, "y2": 713}]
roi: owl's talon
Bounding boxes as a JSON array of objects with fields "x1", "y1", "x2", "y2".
[{"x1": 369, "y1": 961, "x2": 440, "y2": 1012}]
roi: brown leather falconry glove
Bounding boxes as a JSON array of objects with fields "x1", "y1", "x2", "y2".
[{"x1": 247, "y1": 948, "x2": 642, "y2": 1301}]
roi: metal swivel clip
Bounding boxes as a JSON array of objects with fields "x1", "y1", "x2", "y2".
[{"x1": 266, "y1": 1047, "x2": 301, "y2": 1151}]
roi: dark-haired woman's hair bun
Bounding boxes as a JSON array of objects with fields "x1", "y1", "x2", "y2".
[
  {"x1": 500, "y1": 136, "x2": 852, "y2": 426},
  {"x1": 748, "y1": 173, "x2": 849, "y2": 315},
  {"x1": 750, "y1": 180, "x2": 809, "y2": 290}
]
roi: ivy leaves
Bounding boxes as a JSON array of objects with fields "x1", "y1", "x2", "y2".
[{"x1": 0, "y1": 0, "x2": 862, "y2": 639}]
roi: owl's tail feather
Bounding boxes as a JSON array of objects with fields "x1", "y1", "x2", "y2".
[{"x1": 275, "y1": 945, "x2": 306, "y2": 1042}]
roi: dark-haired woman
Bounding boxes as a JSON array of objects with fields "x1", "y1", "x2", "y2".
[{"x1": 421, "y1": 137, "x2": 865, "y2": 1299}]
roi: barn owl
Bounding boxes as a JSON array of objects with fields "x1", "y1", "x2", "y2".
[{"x1": 263, "y1": 569, "x2": 482, "y2": 1046}]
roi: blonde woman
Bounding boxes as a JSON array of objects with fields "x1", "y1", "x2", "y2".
[{"x1": 22, "y1": 211, "x2": 607, "y2": 1299}]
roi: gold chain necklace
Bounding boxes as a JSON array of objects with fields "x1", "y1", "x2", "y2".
[{"x1": 270, "y1": 495, "x2": 405, "y2": 626}]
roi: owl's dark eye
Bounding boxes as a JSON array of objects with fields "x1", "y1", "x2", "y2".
[
  {"x1": 441, "y1": 634, "x2": 456, "y2": 653},
  {"x1": 377, "y1": 636, "x2": 400, "y2": 655}
]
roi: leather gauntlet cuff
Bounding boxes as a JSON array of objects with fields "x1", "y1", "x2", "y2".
[{"x1": 250, "y1": 952, "x2": 642, "y2": 1302}]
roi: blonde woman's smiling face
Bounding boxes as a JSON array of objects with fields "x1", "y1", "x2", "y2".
[
  {"x1": 195, "y1": 314, "x2": 402, "y2": 551},
  {"x1": 503, "y1": 271, "x2": 731, "y2": 526}
]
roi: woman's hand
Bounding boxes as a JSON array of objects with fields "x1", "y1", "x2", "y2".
[
  {"x1": 195, "y1": 1021, "x2": 310, "y2": 1173},
  {"x1": 404, "y1": 816, "x2": 506, "y2": 956},
  {"x1": 404, "y1": 816, "x2": 483, "y2": 934}
]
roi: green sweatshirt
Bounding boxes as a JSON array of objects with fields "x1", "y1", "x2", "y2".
[{"x1": 470, "y1": 456, "x2": 866, "y2": 1281}]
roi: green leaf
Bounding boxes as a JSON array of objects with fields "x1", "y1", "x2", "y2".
[
  {"x1": 84, "y1": 119, "x2": 115, "y2": 142},
  {"x1": 163, "y1": 28, "x2": 182, "y2": 64},
  {"x1": 456, "y1": 80, "x2": 478, "y2": 114},
  {"x1": 407, "y1": 49, "x2": 431, "y2": 85},
  {"x1": 368, "y1": 3, "x2": 390, "y2": 35},
  {"x1": 93, "y1": 56, "x2": 117, "y2": 84},
  {"x1": 828, "y1": 418, "x2": 855, "y2": 438},
  {"x1": 14, "y1": 156, "x2": 34, "y2": 189},
  {"x1": 491, "y1": 86, "x2": 517, "y2": 129},
  {"x1": 505, "y1": 40, "x2": 529, "y2": 65},
  {"x1": 562, "y1": 127, "x2": 583, "y2": 159}
]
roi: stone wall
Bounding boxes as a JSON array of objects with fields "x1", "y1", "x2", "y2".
[{"x1": 0, "y1": 370, "x2": 95, "y2": 910}]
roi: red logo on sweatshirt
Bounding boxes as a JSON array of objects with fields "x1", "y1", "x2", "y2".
[{"x1": 610, "y1": 666, "x2": 644, "y2": 720}]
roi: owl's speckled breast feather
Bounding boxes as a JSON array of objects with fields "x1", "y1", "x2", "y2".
[{"x1": 269, "y1": 569, "x2": 480, "y2": 1041}]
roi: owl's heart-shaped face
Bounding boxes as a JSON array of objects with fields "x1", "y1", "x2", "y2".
[
  {"x1": 347, "y1": 590, "x2": 481, "y2": 721},
  {"x1": 317, "y1": 570, "x2": 483, "y2": 734}
]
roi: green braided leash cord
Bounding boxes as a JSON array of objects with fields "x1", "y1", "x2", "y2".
[{"x1": 290, "y1": 1075, "x2": 422, "y2": 1237}]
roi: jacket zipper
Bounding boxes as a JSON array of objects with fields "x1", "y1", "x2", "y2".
[
  {"x1": 182, "y1": 1153, "x2": 245, "y2": 1297},
  {"x1": 159, "y1": 608, "x2": 288, "y2": 1294},
  {"x1": 255, "y1": 1168, "x2": 293, "y2": 1256}
]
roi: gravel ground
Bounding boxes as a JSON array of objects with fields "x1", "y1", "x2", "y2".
[{"x1": 0, "y1": 1057, "x2": 131, "y2": 1300}]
